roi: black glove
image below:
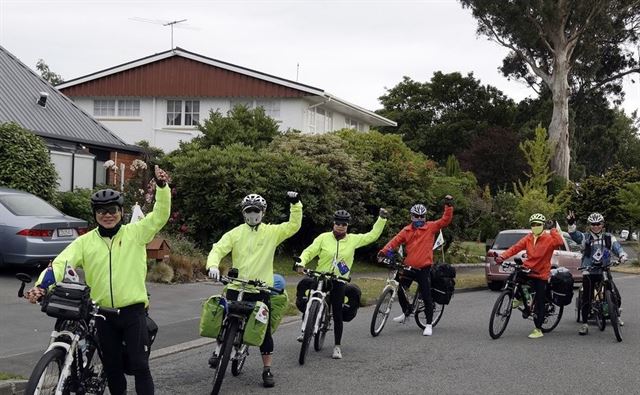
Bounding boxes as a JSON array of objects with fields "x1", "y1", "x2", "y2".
[
  {"x1": 443, "y1": 195, "x2": 454, "y2": 207},
  {"x1": 566, "y1": 211, "x2": 575, "y2": 226},
  {"x1": 379, "y1": 208, "x2": 389, "y2": 219},
  {"x1": 286, "y1": 191, "x2": 300, "y2": 204}
]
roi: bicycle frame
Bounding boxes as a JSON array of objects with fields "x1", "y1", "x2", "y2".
[{"x1": 300, "y1": 278, "x2": 330, "y2": 337}]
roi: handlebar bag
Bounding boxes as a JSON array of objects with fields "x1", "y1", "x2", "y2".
[
  {"x1": 549, "y1": 271, "x2": 574, "y2": 306},
  {"x1": 199, "y1": 295, "x2": 225, "y2": 338},
  {"x1": 41, "y1": 282, "x2": 90, "y2": 320},
  {"x1": 342, "y1": 283, "x2": 362, "y2": 322},
  {"x1": 270, "y1": 291, "x2": 289, "y2": 333},
  {"x1": 243, "y1": 301, "x2": 269, "y2": 346}
]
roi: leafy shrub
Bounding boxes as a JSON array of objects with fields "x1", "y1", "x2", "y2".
[
  {"x1": 0, "y1": 122, "x2": 58, "y2": 201},
  {"x1": 147, "y1": 261, "x2": 174, "y2": 283},
  {"x1": 55, "y1": 188, "x2": 95, "y2": 225}
]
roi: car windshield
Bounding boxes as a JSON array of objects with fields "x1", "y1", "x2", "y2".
[
  {"x1": 0, "y1": 194, "x2": 61, "y2": 216},
  {"x1": 492, "y1": 233, "x2": 526, "y2": 250}
]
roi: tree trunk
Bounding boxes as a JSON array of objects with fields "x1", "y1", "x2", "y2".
[{"x1": 547, "y1": 59, "x2": 571, "y2": 181}]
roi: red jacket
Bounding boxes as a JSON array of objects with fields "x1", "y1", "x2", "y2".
[
  {"x1": 380, "y1": 206, "x2": 453, "y2": 269},
  {"x1": 499, "y1": 228, "x2": 564, "y2": 281}
]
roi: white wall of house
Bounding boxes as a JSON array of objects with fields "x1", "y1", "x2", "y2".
[{"x1": 72, "y1": 96, "x2": 373, "y2": 153}]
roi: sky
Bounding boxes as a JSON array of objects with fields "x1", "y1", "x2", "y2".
[{"x1": 1, "y1": 0, "x2": 639, "y2": 115}]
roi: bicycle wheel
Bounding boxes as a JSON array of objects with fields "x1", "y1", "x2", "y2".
[
  {"x1": 25, "y1": 347, "x2": 66, "y2": 395},
  {"x1": 298, "y1": 300, "x2": 319, "y2": 365},
  {"x1": 575, "y1": 288, "x2": 582, "y2": 323},
  {"x1": 595, "y1": 300, "x2": 606, "y2": 331},
  {"x1": 211, "y1": 319, "x2": 239, "y2": 395},
  {"x1": 313, "y1": 303, "x2": 329, "y2": 352},
  {"x1": 370, "y1": 288, "x2": 394, "y2": 337},
  {"x1": 414, "y1": 301, "x2": 444, "y2": 328},
  {"x1": 82, "y1": 343, "x2": 107, "y2": 395},
  {"x1": 489, "y1": 290, "x2": 513, "y2": 339},
  {"x1": 540, "y1": 302, "x2": 563, "y2": 333},
  {"x1": 231, "y1": 345, "x2": 248, "y2": 377},
  {"x1": 606, "y1": 290, "x2": 622, "y2": 342}
]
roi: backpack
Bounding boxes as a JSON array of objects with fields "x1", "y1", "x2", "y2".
[
  {"x1": 342, "y1": 283, "x2": 361, "y2": 322},
  {"x1": 431, "y1": 263, "x2": 456, "y2": 305}
]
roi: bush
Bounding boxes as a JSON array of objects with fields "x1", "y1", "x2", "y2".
[
  {"x1": 0, "y1": 122, "x2": 58, "y2": 201},
  {"x1": 55, "y1": 188, "x2": 95, "y2": 226},
  {"x1": 147, "y1": 261, "x2": 174, "y2": 283}
]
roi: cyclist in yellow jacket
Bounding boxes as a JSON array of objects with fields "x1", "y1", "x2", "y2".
[
  {"x1": 26, "y1": 165, "x2": 171, "y2": 395},
  {"x1": 206, "y1": 191, "x2": 302, "y2": 388},
  {"x1": 295, "y1": 208, "x2": 388, "y2": 359}
]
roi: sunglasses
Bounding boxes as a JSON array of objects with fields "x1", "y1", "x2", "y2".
[
  {"x1": 96, "y1": 206, "x2": 120, "y2": 216},
  {"x1": 334, "y1": 222, "x2": 349, "y2": 227},
  {"x1": 411, "y1": 215, "x2": 426, "y2": 219},
  {"x1": 590, "y1": 222, "x2": 603, "y2": 226},
  {"x1": 530, "y1": 222, "x2": 543, "y2": 227}
]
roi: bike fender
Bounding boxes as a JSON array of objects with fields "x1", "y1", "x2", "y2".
[{"x1": 45, "y1": 342, "x2": 70, "y2": 354}]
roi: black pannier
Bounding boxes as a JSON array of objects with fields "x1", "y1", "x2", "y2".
[
  {"x1": 549, "y1": 270, "x2": 574, "y2": 306},
  {"x1": 295, "y1": 276, "x2": 317, "y2": 313},
  {"x1": 431, "y1": 264, "x2": 456, "y2": 305},
  {"x1": 342, "y1": 283, "x2": 361, "y2": 322},
  {"x1": 41, "y1": 282, "x2": 91, "y2": 320}
]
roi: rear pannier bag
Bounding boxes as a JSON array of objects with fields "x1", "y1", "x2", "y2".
[
  {"x1": 342, "y1": 283, "x2": 362, "y2": 322},
  {"x1": 243, "y1": 301, "x2": 270, "y2": 346},
  {"x1": 431, "y1": 264, "x2": 456, "y2": 305},
  {"x1": 550, "y1": 270, "x2": 574, "y2": 306},
  {"x1": 199, "y1": 295, "x2": 225, "y2": 338},
  {"x1": 270, "y1": 291, "x2": 289, "y2": 333},
  {"x1": 41, "y1": 282, "x2": 90, "y2": 320}
]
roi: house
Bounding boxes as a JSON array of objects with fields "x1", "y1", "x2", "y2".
[
  {"x1": 57, "y1": 47, "x2": 396, "y2": 153},
  {"x1": 0, "y1": 45, "x2": 141, "y2": 192}
]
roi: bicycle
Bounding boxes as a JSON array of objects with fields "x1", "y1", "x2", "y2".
[
  {"x1": 294, "y1": 267, "x2": 350, "y2": 365},
  {"x1": 370, "y1": 253, "x2": 445, "y2": 337},
  {"x1": 574, "y1": 260, "x2": 622, "y2": 342},
  {"x1": 208, "y1": 274, "x2": 283, "y2": 395},
  {"x1": 488, "y1": 258, "x2": 563, "y2": 339},
  {"x1": 16, "y1": 272, "x2": 119, "y2": 395}
]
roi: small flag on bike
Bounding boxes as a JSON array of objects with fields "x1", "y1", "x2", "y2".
[
  {"x1": 39, "y1": 264, "x2": 56, "y2": 289},
  {"x1": 433, "y1": 230, "x2": 445, "y2": 250},
  {"x1": 63, "y1": 261, "x2": 80, "y2": 283}
]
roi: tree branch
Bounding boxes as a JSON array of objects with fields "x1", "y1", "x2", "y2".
[
  {"x1": 526, "y1": 5, "x2": 555, "y2": 55},
  {"x1": 585, "y1": 67, "x2": 640, "y2": 92}
]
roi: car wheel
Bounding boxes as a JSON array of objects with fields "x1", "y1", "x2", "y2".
[{"x1": 487, "y1": 281, "x2": 504, "y2": 291}]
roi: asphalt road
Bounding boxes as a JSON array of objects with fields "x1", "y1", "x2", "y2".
[{"x1": 147, "y1": 273, "x2": 640, "y2": 395}]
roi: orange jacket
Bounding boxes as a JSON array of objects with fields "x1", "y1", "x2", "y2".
[
  {"x1": 380, "y1": 206, "x2": 453, "y2": 269},
  {"x1": 499, "y1": 228, "x2": 564, "y2": 281}
]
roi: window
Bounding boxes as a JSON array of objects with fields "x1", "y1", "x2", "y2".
[
  {"x1": 345, "y1": 117, "x2": 363, "y2": 131},
  {"x1": 93, "y1": 100, "x2": 115, "y2": 116},
  {"x1": 118, "y1": 100, "x2": 140, "y2": 117},
  {"x1": 166, "y1": 100, "x2": 200, "y2": 126},
  {"x1": 230, "y1": 99, "x2": 281, "y2": 119},
  {"x1": 0, "y1": 194, "x2": 61, "y2": 216},
  {"x1": 185, "y1": 100, "x2": 200, "y2": 125},
  {"x1": 93, "y1": 99, "x2": 140, "y2": 117}
]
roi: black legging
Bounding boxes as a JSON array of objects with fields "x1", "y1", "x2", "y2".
[
  {"x1": 328, "y1": 280, "x2": 346, "y2": 346},
  {"x1": 226, "y1": 289, "x2": 274, "y2": 354},
  {"x1": 397, "y1": 267, "x2": 433, "y2": 325},
  {"x1": 581, "y1": 273, "x2": 604, "y2": 324},
  {"x1": 96, "y1": 303, "x2": 154, "y2": 395},
  {"x1": 528, "y1": 278, "x2": 547, "y2": 330}
]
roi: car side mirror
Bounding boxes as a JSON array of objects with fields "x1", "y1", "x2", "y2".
[{"x1": 485, "y1": 239, "x2": 494, "y2": 253}]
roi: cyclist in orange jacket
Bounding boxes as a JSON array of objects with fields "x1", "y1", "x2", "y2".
[{"x1": 495, "y1": 213, "x2": 564, "y2": 339}]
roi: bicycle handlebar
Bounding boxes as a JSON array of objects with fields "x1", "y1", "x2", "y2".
[
  {"x1": 220, "y1": 275, "x2": 284, "y2": 295},
  {"x1": 500, "y1": 260, "x2": 531, "y2": 274},
  {"x1": 295, "y1": 267, "x2": 351, "y2": 283}
]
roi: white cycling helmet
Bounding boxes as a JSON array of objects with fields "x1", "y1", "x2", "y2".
[
  {"x1": 410, "y1": 204, "x2": 427, "y2": 216},
  {"x1": 587, "y1": 212, "x2": 604, "y2": 224},
  {"x1": 241, "y1": 194, "x2": 267, "y2": 227},
  {"x1": 529, "y1": 213, "x2": 546, "y2": 224}
]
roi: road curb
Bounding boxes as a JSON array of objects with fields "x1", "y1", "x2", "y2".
[{"x1": 0, "y1": 380, "x2": 26, "y2": 395}]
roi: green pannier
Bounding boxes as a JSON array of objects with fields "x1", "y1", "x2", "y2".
[
  {"x1": 270, "y1": 291, "x2": 289, "y2": 333},
  {"x1": 199, "y1": 295, "x2": 225, "y2": 338},
  {"x1": 242, "y1": 301, "x2": 269, "y2": 346}
]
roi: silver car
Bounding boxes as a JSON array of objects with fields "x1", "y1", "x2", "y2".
[{"x1": 0, "y1": 187, "x2": 88, "y2": 267}]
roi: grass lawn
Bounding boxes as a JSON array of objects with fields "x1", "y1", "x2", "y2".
[
  {"x1": 0, "y1": 372, "x2": 24, "y2": 380},
  {"x1": 272, "y1": 255, "x2": 387, "y2": 276}
]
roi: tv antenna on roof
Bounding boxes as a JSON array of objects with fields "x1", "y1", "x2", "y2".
[{"x1": 129, "y1": 17, "x2": 199, "y2": 49}]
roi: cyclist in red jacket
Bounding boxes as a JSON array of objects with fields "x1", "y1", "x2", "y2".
[
  {"x1": 378, "y1": 195, "x2": 454, "y2": 336},
  {"x1": 495, "y1": 213, "x2": 564, "y2": 339}
]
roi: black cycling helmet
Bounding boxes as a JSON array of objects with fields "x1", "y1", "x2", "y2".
[
  {"x1": 333, "y1": 209, "x2": 351, "y2": 224},
  {"x1": 91, "y1": 189, "x2": 124, "y2": 208}
]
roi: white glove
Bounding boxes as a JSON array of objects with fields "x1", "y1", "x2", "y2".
[
  {"x1": 619, "y1": 255, "x2": 628, "y2": 265},
  {"x1": 208, "y1": 267, "x2": 220, "y2": 281}
]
